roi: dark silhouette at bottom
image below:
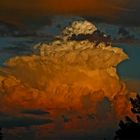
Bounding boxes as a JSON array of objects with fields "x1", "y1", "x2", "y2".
[
  {"x1": 114, "y1": 95, "x2": 140, "y2": 140},
  {"x1": 0, "y1": 128, "x2": 3, "y2": 140}
]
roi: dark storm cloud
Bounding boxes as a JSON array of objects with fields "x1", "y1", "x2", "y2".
[
  {"x1": 0, "y1": 0, "x2": 139, "y2": 26},
  {"x1": 96, "y1": 97, "x2": 112, "y2": 118},
  {"x1": 112, "y1": 0, "x2": 140, "y2": 26}
]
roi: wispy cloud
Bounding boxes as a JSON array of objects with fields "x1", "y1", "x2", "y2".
[
  {"x1": 0, "y1": 114, "x2": 53, "y2": 128},
  {"x1": 21, "y1": 109, "x2": 50, "y2": 116}
]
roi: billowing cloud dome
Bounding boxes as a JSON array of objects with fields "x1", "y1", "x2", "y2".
[{"x1": 62, "y1": 20, "x2": 97, "y2": 38}]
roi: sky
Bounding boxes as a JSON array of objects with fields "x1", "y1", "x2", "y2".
[
  {"x1": 0, "y1": 0, "x2": 139, "y2": 26},
  {"x1": 0, "y1": 1, "x2": 140, "y2": 139}
]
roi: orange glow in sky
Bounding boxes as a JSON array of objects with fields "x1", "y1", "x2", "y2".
[{"x1": 0, "y1": 0, "x2": 130, "y2": 16}]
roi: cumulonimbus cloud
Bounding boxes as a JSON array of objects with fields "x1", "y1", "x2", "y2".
[{"x1": 0, "y1": 21, "x2": 135, "y2": 119}]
